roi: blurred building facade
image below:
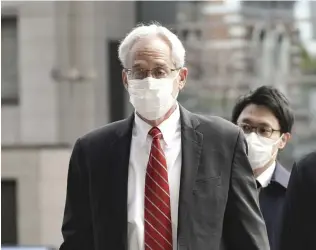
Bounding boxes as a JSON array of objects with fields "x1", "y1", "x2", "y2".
[
  {"x1": 1, "y1": 1, "x2": 136, "y2": 247},
  {"x1": 311, "y1": 0, "x2": 316, "y2": 39},
  {"x1": 1, "y1": 0, "x2": 316, "y2": 248},
  {"x1": 1, "y1": 1, "x2": 195, "y2": 247},
  {"x1": 172, "y1": 0, "x2": 316, "y2": 166}
]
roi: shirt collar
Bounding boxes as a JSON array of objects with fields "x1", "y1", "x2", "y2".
[
  {"x1": 133, "y1": 103, "x2": 181, "y2": 147},
  {"x1": 271, "y1": 162, "x2": 290, "y2": 188},
  {"x1": 256, "y1": 161, "x2": 276, "y2": 188}
]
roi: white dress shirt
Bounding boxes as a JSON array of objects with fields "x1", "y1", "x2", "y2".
[
  {"x1": 127, "y1": 104, "x2": 182, "y2": 250},
  {"x1": 256, "y1": 161, "x2": 276, "y2": 188}
]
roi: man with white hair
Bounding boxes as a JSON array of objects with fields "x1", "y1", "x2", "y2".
[{"x1": 60, "y1": 23, "x2": 270, "y2": 250}]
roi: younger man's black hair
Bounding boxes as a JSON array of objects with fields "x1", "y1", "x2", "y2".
[{"x1": 231, "y1": 86, "x2": 294, "y2": 134}]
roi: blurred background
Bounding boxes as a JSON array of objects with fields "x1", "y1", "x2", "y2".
[{"x1": 1, "y1": 0, "x2": 316, "y2": 248}]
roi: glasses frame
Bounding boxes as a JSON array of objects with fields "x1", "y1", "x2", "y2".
[
  {"x1": 237, "y1": 122, "x2": 281, "y2": 138},
  {"x1": 124, "y1": 67, "x2": 181, "y2": 80}
]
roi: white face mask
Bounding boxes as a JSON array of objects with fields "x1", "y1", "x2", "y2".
[
  {"x1": 245, "y1": 132, "x2": 283, "y2": 170},
  {"x1": 127, "y1": 76, "x2": 178, "y2": 120}
]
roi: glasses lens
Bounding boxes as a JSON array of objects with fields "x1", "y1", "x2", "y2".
[
  {"x1": 257, "y1": 126, "x2": 273, "y2": 138},
  {"x1": 240, "y1": 124, "x2": 252, "y2": 134},
  {"x1": 152, "y1": 67, "x2": 169, "y2": 79}
]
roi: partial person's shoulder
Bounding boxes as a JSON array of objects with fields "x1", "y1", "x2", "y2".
[
  {"x1": 296, "y1": 151, "x2": 316, "y2": 176},
  {"x1": 79, "y1": 116, "x2": 133, "y2": 147}
]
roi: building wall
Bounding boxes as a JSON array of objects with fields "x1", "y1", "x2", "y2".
[
  {"x1": 311, "y1": 1, "x2": 316, "y2": 40},
  {"x1": 1, "y1": 1, "x2": 136, "y2": 247},
  {"x1": 38, "y1": 149, "x2": 71, "y2": 246},
  {"x1": 2, "y1": 149, "x2": 40, "y2": 244},
  {"x1": 1, "y1": 147, "x2": 71, "y2": 247},
  {"x1": 1, "y1": 106, "x2": 21, "y2": 144},
  {"x1": 136, "y1": 1, "x2": 178, "y2": 25},
  {"x1": 1, "y1": 1, "x2": 136, "y2": 146}
]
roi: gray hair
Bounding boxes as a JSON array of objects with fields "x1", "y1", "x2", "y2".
[{"x1": 118, "y1": 23, "x2": 186, "y2": 68}]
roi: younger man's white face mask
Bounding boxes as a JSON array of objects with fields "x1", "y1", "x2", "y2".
[{"x1": 245, "y1": 132, "x2": 283, "y2": 170}]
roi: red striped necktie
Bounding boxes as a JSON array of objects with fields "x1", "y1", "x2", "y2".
[{"x1": 144, "y1": 127, "x2": 173, "y2": 250}]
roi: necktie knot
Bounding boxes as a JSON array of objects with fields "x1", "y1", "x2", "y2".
[{"x1": 149, "y1": 127, "x2": 163, "y2": 140}]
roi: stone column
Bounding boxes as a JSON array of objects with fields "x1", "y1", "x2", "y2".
[{"x1": 19, "y1": 2, "x2": 59, "y2": 144}]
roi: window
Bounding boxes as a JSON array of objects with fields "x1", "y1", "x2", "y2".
[
  {"x1": 1, "y1": 180, "x2": 17, "y2": 244},
  {"x1": 1, "y1": 17, "x2": 19, "y2": 105}
]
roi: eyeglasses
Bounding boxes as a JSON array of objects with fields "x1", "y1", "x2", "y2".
[
  {"x1": 238, "y1": 123, "x2": 280, "y2": 138},
  {"x1": 124, "y1": 67, "x2": 181, "y2": 80}
]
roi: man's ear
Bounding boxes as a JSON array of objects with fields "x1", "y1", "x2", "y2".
[
  {"x1": 279, "y1": 132, "x2": 291, "y2": 149},
  {"x1": 178, "y1": 67, "x2": 188, "y2": 90},
  {"x1": 122, "y1": 70, "x2": 128, "y2": 89}
]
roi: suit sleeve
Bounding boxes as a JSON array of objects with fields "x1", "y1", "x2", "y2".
[
  {"x1": 223, "y1": 130, "x2": 270, "y2": 250},
  {"x1": 279, "y1": 162, "x2": 307, "y2": 250},
  {"x1": 60, "y1": 138, "x2": 94, "y2": 250}
]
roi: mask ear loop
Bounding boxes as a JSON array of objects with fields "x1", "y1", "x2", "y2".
[
  {"x1": 173, "y1": 71, "x2": 183, "y2": 99},
  {"x1": 273, "y1": 134, "x2": 284, "y2": 145},
  {"x1": 271, "y1": 148, "x2": 278, "y2": 160},
  {"x1": 271, "y1": 134, "x2": 284, "y2": 159},
  {"x1": 124, "y1": 71, "x2": 132, "y2": 91}
]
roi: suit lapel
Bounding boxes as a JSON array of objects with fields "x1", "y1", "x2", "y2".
[
  {"x1": 177, "y1": 106, "x2": 203, "y2": 247},
  {"x1": 107, "y1": 114, "x2": 134, "y2": 249}
]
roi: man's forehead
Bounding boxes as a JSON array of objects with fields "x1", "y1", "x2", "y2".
[
  {"x1": 240, "y1": 116, "x2": 273, "y2": 127},
  {"x1": 238, "y1": 104, "x2": 279, "y2": 127},
  {"x1": 129, "y1": 36, "x2": 171, "y2": 61},
  {"x1": 132, "y1": 60, "x2": 168, "y2": 68}
]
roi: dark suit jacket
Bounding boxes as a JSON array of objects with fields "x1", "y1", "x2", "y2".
[
  {"x1": 279, "y1": 151, "x2": 316, "y2": 250},
  {"x1": 259, "y1": 162, "x2": 290, "y2": 250},
  {"x1": 60, "y1": 106, "x2": 270, "y2": 250}
]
